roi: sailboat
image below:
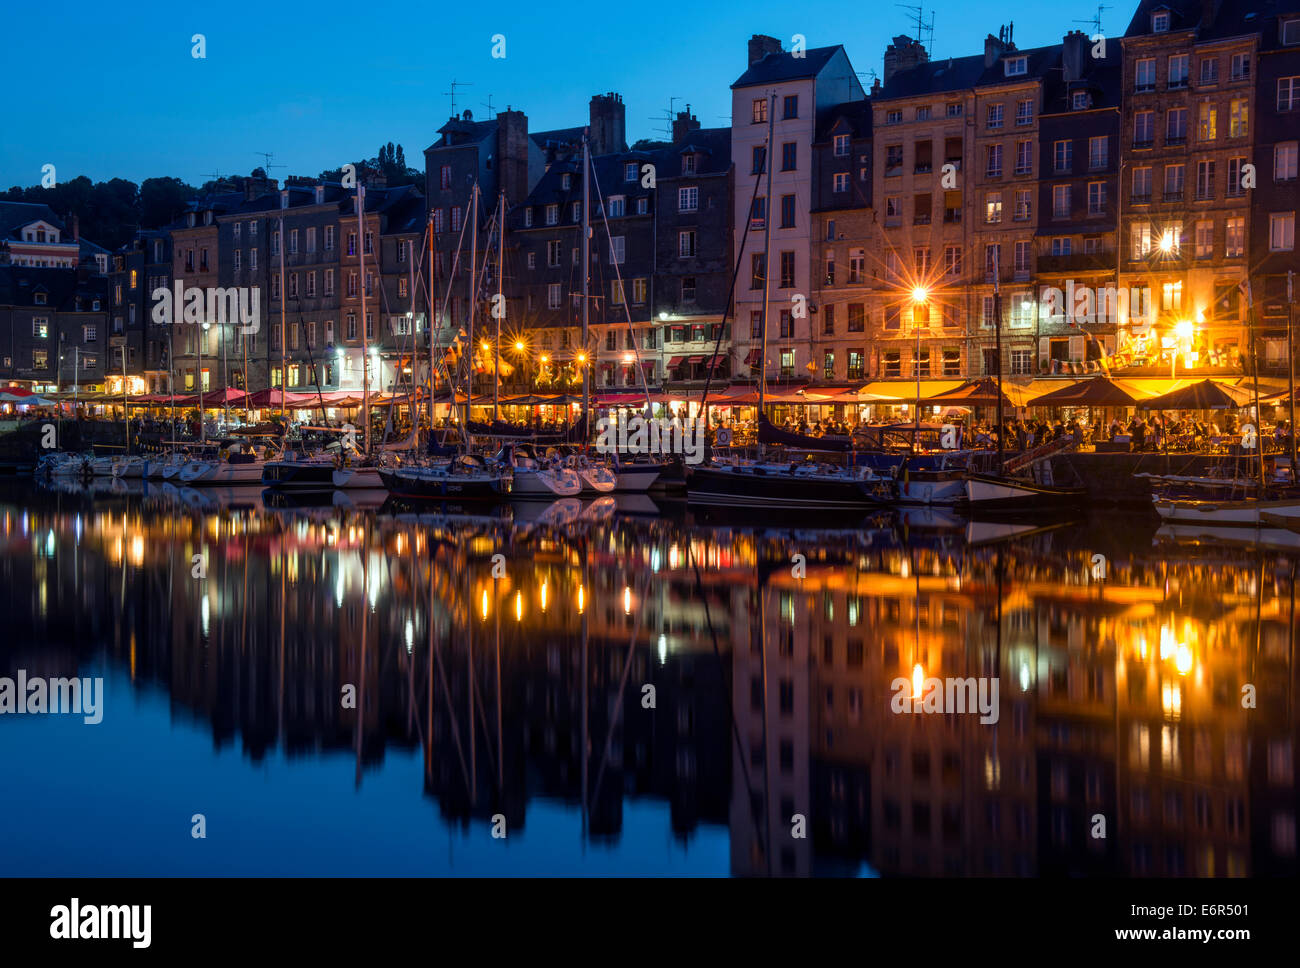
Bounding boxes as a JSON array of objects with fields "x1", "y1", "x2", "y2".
[{"x1": 686, "y1": 92, "x2": 884, "y2": 510}]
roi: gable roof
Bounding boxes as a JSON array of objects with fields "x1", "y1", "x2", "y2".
[
  {"x1": 731, "y1": 45, "x2": 844, "y2": 88},
  {"x1": 0, "y1": 201, "x2": 67, "y2": 241}
]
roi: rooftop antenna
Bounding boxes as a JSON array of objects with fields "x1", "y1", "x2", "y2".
[
  {"x1": 253, "y1": 152, "x2": 285, "y2": 174},
  {"x1": 444, "y1": 79, "x2": 473, "y2": 117},
  {"x1": 856, "y1": 69, "x2": 880, "y2": 85},
  {"x1": 1074, "y1": 4, "x2": 1110, "y2": 35},
  {"x1": 896, "y1": 4, "x2": 936, "y2": 55},
  {"x1": 482, "y1": 94, "x2": 497, "y2": 118},
  {"x1": 649, "y1": 96, "x2": 682, "y2": 140}
]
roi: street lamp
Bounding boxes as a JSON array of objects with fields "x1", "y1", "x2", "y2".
[{"x1": 910, "y1": 287, "x2": 930, "y2": 432}]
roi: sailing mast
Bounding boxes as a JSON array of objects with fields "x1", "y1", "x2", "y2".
[
  {"x1": 757, "y1": 93, "x2": 775, "y2": 418},
  {"x1": 357, "y1": 184, "x2": 370, "y2": 456},
  {"x1": 279, "y1": 214, "x2": 286, "y2": 427},
  {"x1": 494, "y1": 190, "x2": 504, "y2": 422},
  {"x1": 121, "y1": 346, "x2": 129, "y2": 455},
  {"x1": 409, "y1": 238, "x2": 418, "y2": 438},
  {"x1": 473, "y1": 184, "x2": 483, "y2": 426},
  {"x1": 993, "y1": 245, "x2": 1004, "y2": 472},
  {"x1": 582, "y1": 136, "x2": 591, "y2": 430}
]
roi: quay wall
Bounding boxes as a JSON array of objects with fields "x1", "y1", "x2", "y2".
[{"x1": 1051, "y1": 452, "x2": 1225, "y2": 507}]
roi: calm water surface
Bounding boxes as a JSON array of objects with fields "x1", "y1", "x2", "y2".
[{"x1": 1, "y1": 478, "x2": 1296, "y2": 876}]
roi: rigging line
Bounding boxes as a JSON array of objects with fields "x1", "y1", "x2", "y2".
[{"x1": 700, "y1": 141, "x2": 769, "y2": 411}]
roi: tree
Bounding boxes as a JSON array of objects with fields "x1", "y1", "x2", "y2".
[{"x1": 140, "y1": 177, "x2": 199, "y2": 228}]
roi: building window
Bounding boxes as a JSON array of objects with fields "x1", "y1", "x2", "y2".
[
  {"x1": 547, "y1": 284, "x2": 562, "y2": 309},
  {"x1": 1088, "y1": 182, "x2": 1106, "y2": 215},
  {"x1": 783, "y1": 94, "x2": 798, "y2": 119},
  {"x1": 678, "y1": 230, "x2": 696, "y2": 257},
  {"x1": 750, "y1": 253, "x2": 765, "y2": 290},
  {"x1": 677, "y1": 186, "x2": 698, "y2": 213},
  {"x1": 833, "y1": 172, "x2": 849, "y2": 193},
  {"x1": 822, "y1": 304, "x2": 835, "y2": 335},
  {"x1": 849, "y1": 350, "x2": 866, "y2": 380},
  {"x1": 1271, "y1": 213, "x2": 1296, "y2": 251},
  {"x1": 885, "y1": 109, "x2": 902, "y2": 124},
  {"x1": 1072, "y1": 90, "x2": 1091, "y2": 110},
  {"x1": 1014, "y1": 240, "x2": 1031, "y2": 274},
  {"x1": 1168, "y1": 54, "x2": 1189, "y2": 89},
  {"x1": 1136, "y1": 58, "x2": 1156, "y2": 92},
  {"x1": 1053, "y1": 184, "x2": 1071, "y2": 218},
  {"x1": 1051, "y1": 237, "x2": 1072, "y2": 256},
  {"x1": 1054, "y1": 139, "x2": 1073, "y2": 173},
  {"x1": 1089, "y1": 135, "x2": 1109, "y2": 170},
  {"x1": 1195, "y1": 159, "x2": 1215, "y2": 199},
  {"x1": 986, "y1": 104, "x2": 1003, "y2": 129},
  {"x1": 833, "y1": 133, "x2": 849, "y2": 156},
  {"x1": 1229, "y1": 98, "x2": 1248, "y2": 137},
  {"x1": 752, "y1": 98, "x2": 767, "y2": 124},
  {"x1": 1133, "y1": 166, "x2": 1153, "y2": 201},
  {"x1": 780, "y1": 194, "x2": 796, "y2": 229},
  {"x1": 848, "y1": 248, "x2": 865, "y2": 284},
  {"x1": 1014, "y1": 188, "x2": 1032, "y2": 221},
  {"x1": 547, "y1": 240, "x2": 562, "y2": 267},
  {"x1": 1198, "y1": 102, "x2": 1218, "y2": 140},
  {"x1": 1167, "y1": 107, "x2": 1188, "y2": 143},
  {"x1": 608, "y1": 236, "x2": 625, "y2": 265},
  {"x1": 1226, "y1": 217, "x2": 1245, "y2": 256},
  {"x1": 781, "y1": 142, "x2": 797, "y2": 171},
  {"x1": 847, "y1": 303, "x2": 865, "y2": 332},
  {"x1": 1195, "y1": 220, "x2": 1214, "y2": 258},
  {"x1": 1004, "y1": 56, "x2": 1027, "y2": 77},
  {"x1": 1011, "y1": 349, "x2": 1034, "y2": 375},
  {"x1": 985, "y1": 192, "x2": 1003, "y2": 224},
  {"x1": 1277, "y1": 143, "x2": 1299, "y2": 182},
  {"x1": 440, "y1": 165, "x2": 451, "y2": 189},
  {"x1": 1134, "y1": 111, "x2": 1154, "y2": 146},
  {"x1": 986, "y1": 144, "x2": 1003, "y2": 178},
  {"x1": 947, "y1": 102, "x2": 963, "y2": 117},
  {"x1": 1014, "y1": 140, "x2": 1032, "y2": 175},
  {"x1": 1015, "y1": 99, "x2": 1033, "y2": 126},
  {"x1": 944, "y1": 246, "x2": 962, "y2": 276},
  {"x1": 779, "y1": 251, "x2": 795, "y2": 289}
]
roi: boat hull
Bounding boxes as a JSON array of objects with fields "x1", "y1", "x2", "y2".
[
  {"x1": 1154, "y1": 497, "x2": 1300, "y2": 527},
  {"x1": 378, "y1": 468, "x2": 508, "y2": 500},
  {"x1": 686, "y1": 464, "x2": 878, "y2": 509},
  {"x1": 262, "y1": 460, "x2": 337, "y2": 490},
  {"x1": 965, "y1": 474, "x2": 1087, "y2": 510}
]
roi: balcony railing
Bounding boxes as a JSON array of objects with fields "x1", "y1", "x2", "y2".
[
  {"x1": 1163, "y1": 190, "x2": 1184, "y2": 201},
  {"x1": 1132, "y1": 192, "x2": 1152, "y2": 204},
  {"x1": 1133, "y1": 138, "x2": 1154, "y2": 149}
]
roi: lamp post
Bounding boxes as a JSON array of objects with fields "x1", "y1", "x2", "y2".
[{"x1": 910, "y1": 287, "x2": 929, "y2": 435}]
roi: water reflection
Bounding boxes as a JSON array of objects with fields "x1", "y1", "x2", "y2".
[{"x1": 2, "y1": 479, "x2": 1297, "y2": 876}]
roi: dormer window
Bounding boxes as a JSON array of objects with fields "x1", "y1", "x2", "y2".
[
  {"x1": 1283, "y1": 18, "x2": 1300, "y2": 46},
  {"x1": 34, "y1": 292, "x2": 48, "y2": 306},
  {"x1": 280, "y1": 190, "x2": 290, "y2": 209},
  {"x1": 187, "y1": 213, "x2": 196, "y2": 227},
  {"x1": 1153, "y1": 11, "x2": 1170, "y2": 32},
  {"x1": 1072, "y1": 91, "x2": 1091, "y2": 110},
  {"x1": 561, "y1": 173, "x2": 572, "y2": 190},
  {"x1": 1004, "y1": 55, "x2": 1028, "y2": 77},
  {"x1": 315, "y1": 186, "x2": 325, "y2": 203},
  {"x1": 203, "y1": 210, "x2": 212, "y2": 225},
  {"x1": 682, "y1": 154, "x2": 698, "y2": 175}
]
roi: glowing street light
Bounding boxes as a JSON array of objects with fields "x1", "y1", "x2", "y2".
[
  {"x1": 514, "y1": 340, "x2": 525, "y2": 352},
  {"x1": 911, "y1": 286, "x2": 930, "y2": 304}
]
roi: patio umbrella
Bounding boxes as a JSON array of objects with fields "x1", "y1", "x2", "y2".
[
  {"x1": 926, "y1": 377, "x2": 1016, "y2": 409},
  {"x1": 1029, "y1": 377, "x2": 1140, "y2": 408},
  {"x1": 1136, "y1": 379, "x2": 1253, "y2": 410}
]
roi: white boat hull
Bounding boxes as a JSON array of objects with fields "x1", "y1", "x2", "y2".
[{"x1": 1154, "y1": 498, "x2": 1300, "y2": 527}]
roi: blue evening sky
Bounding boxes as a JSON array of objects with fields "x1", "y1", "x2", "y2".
[{"x1": 3, "y1": 1, "x2": 1107, "y2": 188}]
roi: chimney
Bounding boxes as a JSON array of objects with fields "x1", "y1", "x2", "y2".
[
  {"x1": 883, "y1": 35, "x2": 929, "y2": 83},
  {"x1": 1062, "y1": 30, "x2": 1088, "y2": 81},
  {"x1": 496, "y1": 108, "x2": 530, "y2": 205},
  {"x1": 245, "y1": 169, "x2": 270, "y2": 201},
  {"x1": 984, "y1": 32, "x2": 1008, "y2": 69},
  {"x1": 748, "y1": 34, "x2": 783, "y2": 66},
  {"x1": 588, "y1": 92, "x2": 626, "y2": 156},
  {"x1": 671, "y1": 106, "x2": 701, "y2": 144}
]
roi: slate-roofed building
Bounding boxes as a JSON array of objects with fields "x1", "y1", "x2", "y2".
[
  {"x1": 0, "y1": 202, "x2": 82, "y2": 270},
  {"x1": 732, "y1": 35, "x2": 866, "y2": 391},
  {"x1": 0, "y1": 264, "x2": 109, "y2": 389},
  {"x1": 1118, "y1": 0, "x2": 1260, "y2": 376},
  {"x1": 809, "y1": 98, "x2": 875, "y2": 386},
  {"x1": 1035, "y1": 31, "x2": 1124, "y2": 375},
  {"x1": 1248, "y1": 0, "x2": 1300, "y2": 371}
]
